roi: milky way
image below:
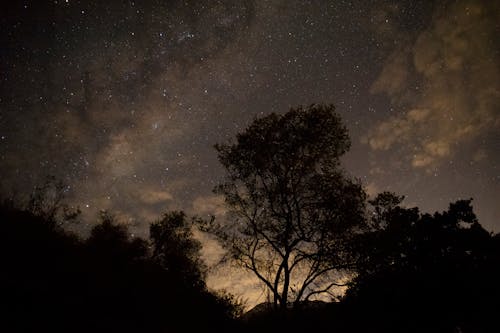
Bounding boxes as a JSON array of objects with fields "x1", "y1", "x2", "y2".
[{"x1": 1, "y1": 0, "x2": 499, "y2": 304}]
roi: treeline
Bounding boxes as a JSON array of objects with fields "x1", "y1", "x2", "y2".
[
  {"x1": 0, "y1": 199, "x2": 241, "y2": 333},
  {"x1": 2, "y1": 193, "x2": 498, "y2": 332},
  {"x1": 2, "y1": 105, "x2": 499, "y2": 332}
]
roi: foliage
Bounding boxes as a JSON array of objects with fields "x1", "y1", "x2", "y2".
[
  {"x1": 204, "y1": 104, "x2": 367, "y2": 309},
  {"x1": 353, "y1": 192, "x2": 493, "y2": 277},
  {"x1": 86, "y1": 211, "x2": 148, "y2": 264},
  {"x1": 150, "y1": 211, "x2": 206, "y2": 288},
  {"x1": 0, "y1": 200, "x2": 240, "y2": 332},
  {"x1": 345, "y1": 192, "x2": 500, "y2": 332},
  {"x1": 2, "y1": 176, "x2": 81, "y2": 229},
  {"x1": 26, "y1": 176, "x2": 81, "y2": 224}
]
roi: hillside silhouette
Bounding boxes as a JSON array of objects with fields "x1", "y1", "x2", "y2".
[{"x1": 0, "y1": 199, "x2": 240, "y2": 333}]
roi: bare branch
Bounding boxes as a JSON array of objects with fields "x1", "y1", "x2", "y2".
[{"x1": 304, "y1": 281, "x2": 347, "y2": 301}]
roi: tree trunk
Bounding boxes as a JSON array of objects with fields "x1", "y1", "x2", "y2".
[
  {"x1": 280, "y1": 255, "x2": 290, "y2": 309},
  {"x1": 273, "y1": 290, "x2": 280, "y2": 310}
]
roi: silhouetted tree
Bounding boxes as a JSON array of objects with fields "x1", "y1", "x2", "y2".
[
  {"x1": 352, "y1": 192, "x2": 493, "y2": 278},
  {"x1": 26, "y1": 176, "x2": 81, "y2": 225},
  {"x1": 204, "y1": 104, "x2": 367, "y2": 309},
  {"x1": 88, "y1": 211, "x2": 147, "y2": 256},
  {"x1": 345, "y1": 192, "x2": 500, "y2": 332},
  {"x1": 150, "y1": 211, "x2": 206, "y2": 288}
]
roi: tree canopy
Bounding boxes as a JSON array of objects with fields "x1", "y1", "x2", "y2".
[
  {"x1": 150, "y1": 211, "x2": 206, "y2": 289},
  {"x1": 0, "y1": 198, "x2": 241, "y2": 333},
  {"x1": 205, "y1": 104, "x2": 367, "y2": 309},
  {"x1": 343, "y1": 193, "x2": 500, "y2": 332}
]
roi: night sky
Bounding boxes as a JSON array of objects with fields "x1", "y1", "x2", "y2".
[{"x1": 1, "y1": 0, "x2": 499, "y2": 304}]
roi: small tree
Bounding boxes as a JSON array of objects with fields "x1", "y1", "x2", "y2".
[
  {"x1": 25, "y1": 176, "x2": 81, "y2": 227},
  {"x1": 205, "y1": 104, "x2": 367, "y2": 309},
  {"x1": 150, "y1": 211, "x2": 206, "y2": 288},
  {"x1": 87, "y1": 211, "x2": 148, "y2": 263}
]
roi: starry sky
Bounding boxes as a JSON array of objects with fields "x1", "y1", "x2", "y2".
[{"x1": 1, "y1": 0, "x2": 499, "y2": 302}]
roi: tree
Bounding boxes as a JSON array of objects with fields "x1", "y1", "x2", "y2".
[
  {"x1": 11, "y1": 176, "x2": 81, "y2": 228},
  {"x1": 204, "y1": 104, "x2": 367, "y2": 309},
  {"x1": 87, "y1": 211, "x2": 148, "y2": 264},
  {"x1": 150, "y1": 211, "x2": 206, "y2": 289},
  {"x1": 353, "y1": 192, "x2": 492, "y2": 277},
  {"x1": 345, "y1": 193, "x2": 500, "y2": 332}
]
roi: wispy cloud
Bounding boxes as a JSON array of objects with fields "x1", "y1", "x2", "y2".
[
  {"x1": 192, "y1": 195, "x2": 227, "y2": 217},
  {"x1": 367, "y1": 0, "x2": 500, "y2": 170}
]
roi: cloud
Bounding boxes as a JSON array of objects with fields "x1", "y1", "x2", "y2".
[
  {"x1": 139, "y1": 190, "x2": 173, "y2": 205},
  {"x1": 473, "y1": 149, "x2": 487, "y2": 163},
  {"x1": 364, "y1": 182, "x2": 380, "y2": 198},
  {"x1": 99, "y1": 133, "x2": 136, "y2": 177},
  {"x1": 192, "y1": 195, "x2": 227, "y2": 217},
  {"x1": 367, "y1": 0, "x2": 500, "y2": 169},
  {"x1": 207, "y1": 266, "x2": 264, "y2": 310},
  {"x1": 370, "y1": 48, "x2": 411, "y2": 98}
]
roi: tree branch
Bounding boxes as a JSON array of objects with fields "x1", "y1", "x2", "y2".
[
  {"x1": 246, "y1": 240, "x2": 281, "y2": 304},
  {"x1": 304, "y1": 281, "x2": 347, "y2": 301}
]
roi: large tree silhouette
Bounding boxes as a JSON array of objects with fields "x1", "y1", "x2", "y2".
[{"x1": 204, "y1": 104, "x2": 367, "y2": 309}]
